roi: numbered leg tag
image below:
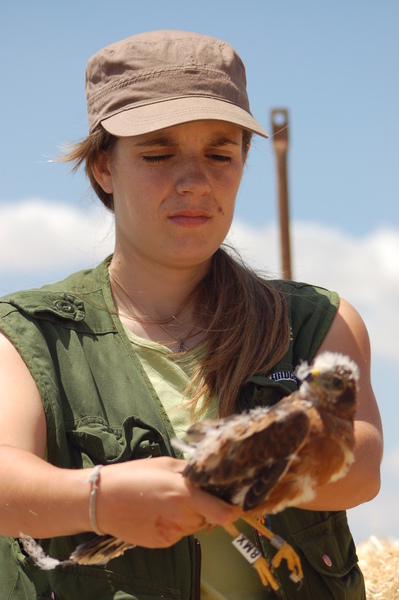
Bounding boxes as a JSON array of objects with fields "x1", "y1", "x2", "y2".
[{"x1": 231, "y1": 533, "x2": 262, "y2": 565}]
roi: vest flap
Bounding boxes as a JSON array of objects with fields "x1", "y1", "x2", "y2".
[{"x1": 5, "y1": 291, "x2": 86, "y2": 322}]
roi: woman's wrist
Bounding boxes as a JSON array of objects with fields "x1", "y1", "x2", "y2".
[{"x1": 88, "y1": 465, "x2": 105, "y2": 535}]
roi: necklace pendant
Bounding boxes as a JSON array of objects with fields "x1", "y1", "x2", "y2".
[{"x1": 179, "y1": 341, "x2": 187, "y2": 353}]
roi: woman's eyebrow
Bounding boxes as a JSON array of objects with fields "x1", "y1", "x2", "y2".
[
  {"x1": 135, "y1": 135, "x2": 177, "y2": 148},
  {"x1": 208, "y1": 136, "x2": 241, "y2": 147},
  {"x1": 134, "y1": 134, "x2": 241, "y2": 148}
]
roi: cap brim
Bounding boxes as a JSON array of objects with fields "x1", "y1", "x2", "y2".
[{"x1": 100, "y1": 97, "x2": 268, "y2": 138}]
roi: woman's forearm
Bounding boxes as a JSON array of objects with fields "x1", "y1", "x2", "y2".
[
  {"x1": 0, "y1": 447, "x2": 241, "y2": 547},
  {"x1": 0, "y1": 445, "x2": 92, "y2": 538},
  {"x1": 297, "y1": 420, "x2": 382, "y2": 512}
]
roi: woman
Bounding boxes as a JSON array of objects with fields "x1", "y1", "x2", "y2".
[{"x1": 0, "y1": 30, "x2": 382, "y2": 599}]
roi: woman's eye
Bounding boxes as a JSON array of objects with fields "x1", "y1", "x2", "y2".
[
  {"x1": 142, "y1": 155, "x2": 172, "y2": 164},
  {"x1": 208, "y1": 154, "x2": 232, "y2": 163}
]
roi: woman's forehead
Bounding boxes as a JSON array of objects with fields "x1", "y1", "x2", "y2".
[{"x1": 125, "y1": 121, "x2": 244, "y2": 146}]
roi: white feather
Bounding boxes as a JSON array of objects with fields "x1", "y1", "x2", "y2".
[
  {"x1": 296, "y1": 352, "x2": 359, "y2": 382},
  {"x1": 19, "y1": 534, "x2": 64, "y2": 570}
]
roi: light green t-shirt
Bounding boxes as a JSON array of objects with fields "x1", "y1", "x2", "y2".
[{"x1": 124, "y1": 328, "x2": 266, "y2": 600}]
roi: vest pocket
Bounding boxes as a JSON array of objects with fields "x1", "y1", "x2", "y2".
[
  {"x1": 66, "y1": 415, "x2": 165, "y2": 467},
  {"x1": 291, "y1": 512, "x2": 366, "y2": 599},
  {"x1": 46, "y1": 563, "x2": 183, "y2": 599},
  {"x1": 0, "y1": 537, "x2": 52, "y2": 599}
]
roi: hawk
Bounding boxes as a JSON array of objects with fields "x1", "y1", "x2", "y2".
[{"x1": 21, "y1": 352, "x2": 359, "y2": 590}]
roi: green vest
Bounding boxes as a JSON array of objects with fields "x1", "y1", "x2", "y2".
[{"x1": 0, "y1": 257, "x2": 365, "y2": 599}]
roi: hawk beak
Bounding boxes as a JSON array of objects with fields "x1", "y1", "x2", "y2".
[{"x1": 305, "y1": 368, "x2": 320, "y2": 382}]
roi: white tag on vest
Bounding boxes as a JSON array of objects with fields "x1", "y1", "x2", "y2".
[{"x1": 231, "y1": 533, "x2": 261, "y2": 564}]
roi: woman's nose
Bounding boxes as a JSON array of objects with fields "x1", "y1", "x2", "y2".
[{"x1": 175, "y1": 158, "x2": 212, "y2": 196}]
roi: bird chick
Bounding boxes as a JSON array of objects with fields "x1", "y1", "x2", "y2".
[
  {"x1": 173, "y1": 351, "x2": 359, "y2": 587},
  {"x1": 180, "y1": 351, "x2": 359, "y2": 515}
]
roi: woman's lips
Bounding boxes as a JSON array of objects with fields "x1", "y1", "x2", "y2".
[{"x1": 168, "y1": 210, "x2": 211, "y2": 227}]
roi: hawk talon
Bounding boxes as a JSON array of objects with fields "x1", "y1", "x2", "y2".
[
  {"x1": 289, "y1": 571, "x2": 303, "y2": 585},
  {"x1": 243, "y1": 515, "x2": 304, "y2": 585},
  {"x1": 253, "y1": 556, "x2": 280, "y2": 590},
  {"x1": 271, "y1": 541, "x2": 303, "y2": 583}
]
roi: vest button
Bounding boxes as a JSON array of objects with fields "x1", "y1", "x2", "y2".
[
  {"x1": 322, "y1": 553, "x2": 332, "y2": 567},
  {"x1": 55, "y1": 300, "x2": 75, "y2": 314}
]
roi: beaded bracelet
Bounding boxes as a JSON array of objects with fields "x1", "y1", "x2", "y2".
[{"x1": 88, "y1": 464, "x2": 105, "y2": 536}]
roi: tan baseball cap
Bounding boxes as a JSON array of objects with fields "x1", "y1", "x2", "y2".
[{"x1": 85, "y1": 30, "x2": 268, "y2": 138}]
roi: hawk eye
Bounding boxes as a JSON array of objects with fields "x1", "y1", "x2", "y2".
[{"x1": 331, "y1": 376, "x2": 343, "y2": 389}]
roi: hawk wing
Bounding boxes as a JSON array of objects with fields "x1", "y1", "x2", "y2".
[{"x1": 181, "y1": 401, "x2": 310, "y2": 511}]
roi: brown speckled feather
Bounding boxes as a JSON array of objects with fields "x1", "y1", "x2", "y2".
[
  {"x1": 182, "y1": 404, "x2": 311, "y2": 510},
  {"x1": 178, "y1": 351, "x2": 359, "y2": 515}
]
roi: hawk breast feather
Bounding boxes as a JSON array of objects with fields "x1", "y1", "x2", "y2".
[{"x1": 175, "y1": 351, "x2": 359, "y2": 516}]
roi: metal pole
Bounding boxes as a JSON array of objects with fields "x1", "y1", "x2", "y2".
[{"x1": 271, "y1": 108, "x2": 292, "y2": 280}]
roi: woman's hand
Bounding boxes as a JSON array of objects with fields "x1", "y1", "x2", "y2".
[
  {"x1": 96, "y1": 456, "x2": 242, "y2": 548},
  {"x1": 0, "y1": 333, "x2": 240, "y2": 545}
]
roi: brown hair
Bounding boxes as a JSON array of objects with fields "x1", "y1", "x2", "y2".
[
  {"x1": 188, "y1": 246, "x2": 289, "y2": 417},
  {"x1": 62, "y1": 126, "x2": 290, "y2": 417},
  {"x1": 60, "y1": 127, "x2": 117, "y2": 210}
]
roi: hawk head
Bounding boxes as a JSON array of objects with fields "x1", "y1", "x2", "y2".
[{"x1": 296, "y1": 352, "x2": 359, "y2": 419}]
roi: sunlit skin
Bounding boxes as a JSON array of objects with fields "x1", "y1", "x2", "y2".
[{"x1": 93, "y1": 121, "x2": 247, "y2": 296}]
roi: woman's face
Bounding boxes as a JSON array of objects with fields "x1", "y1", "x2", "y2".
[{"x1": 95, "y1": 120, "x2": 247, "y2": 272}]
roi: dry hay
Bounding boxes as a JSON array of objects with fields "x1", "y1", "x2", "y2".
[{"x1": 357, "y1": 536, "x2": 399, "y2": 599}]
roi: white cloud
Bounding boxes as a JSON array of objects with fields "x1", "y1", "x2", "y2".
[
  {"x1": 0, "y1": 199, "x2": 115, "y2": 272},
  {"x1": 228, "y1": 221, "x2": 399, "y2": 364},
  {"x1": 383, "y1": 447, "x2": 399, "y2": 479},
  {"x1": 1, "y1": 199, "x2": 398, "y2": 366},
  {"x1": 349, "y1": 487, "x2": 399, "y2": 544}
]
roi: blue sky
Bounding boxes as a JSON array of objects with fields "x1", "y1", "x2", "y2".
[
  {"x1": 1, "y1": 1, "x2": 398, "y2": 544},
  {"x1": 2, "y1": 1, "x2": 398, "y2": 234}
]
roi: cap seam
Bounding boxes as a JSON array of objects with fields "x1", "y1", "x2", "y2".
[
  {"x1": 103, "y1": 36, "x2": 230, "y2": 54},
  {"x1": 95, "y1": 94, "x2": 248, "y2": 116},
  {"x1": 87, "y1": 67, "x2": 243, "y2": 106},
  {"x1": 101, "y1": 104, "x2": 256, "y2": 126}
]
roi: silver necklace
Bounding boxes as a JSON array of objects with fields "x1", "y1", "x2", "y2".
[{"x1": 109, "y1": 272, "x2": 199, "y2": 353}]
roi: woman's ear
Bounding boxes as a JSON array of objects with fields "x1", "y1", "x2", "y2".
[{"x1": 92, "y1": 152, "x2": 114, "y2": 194}]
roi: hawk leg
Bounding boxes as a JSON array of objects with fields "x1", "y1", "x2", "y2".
[
  {"x1": 242, "y1": 515, "x2": 303, "y2": 585},
  {"x1": 223, "y1": 522, "x2": 280, "y2": 590}
]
